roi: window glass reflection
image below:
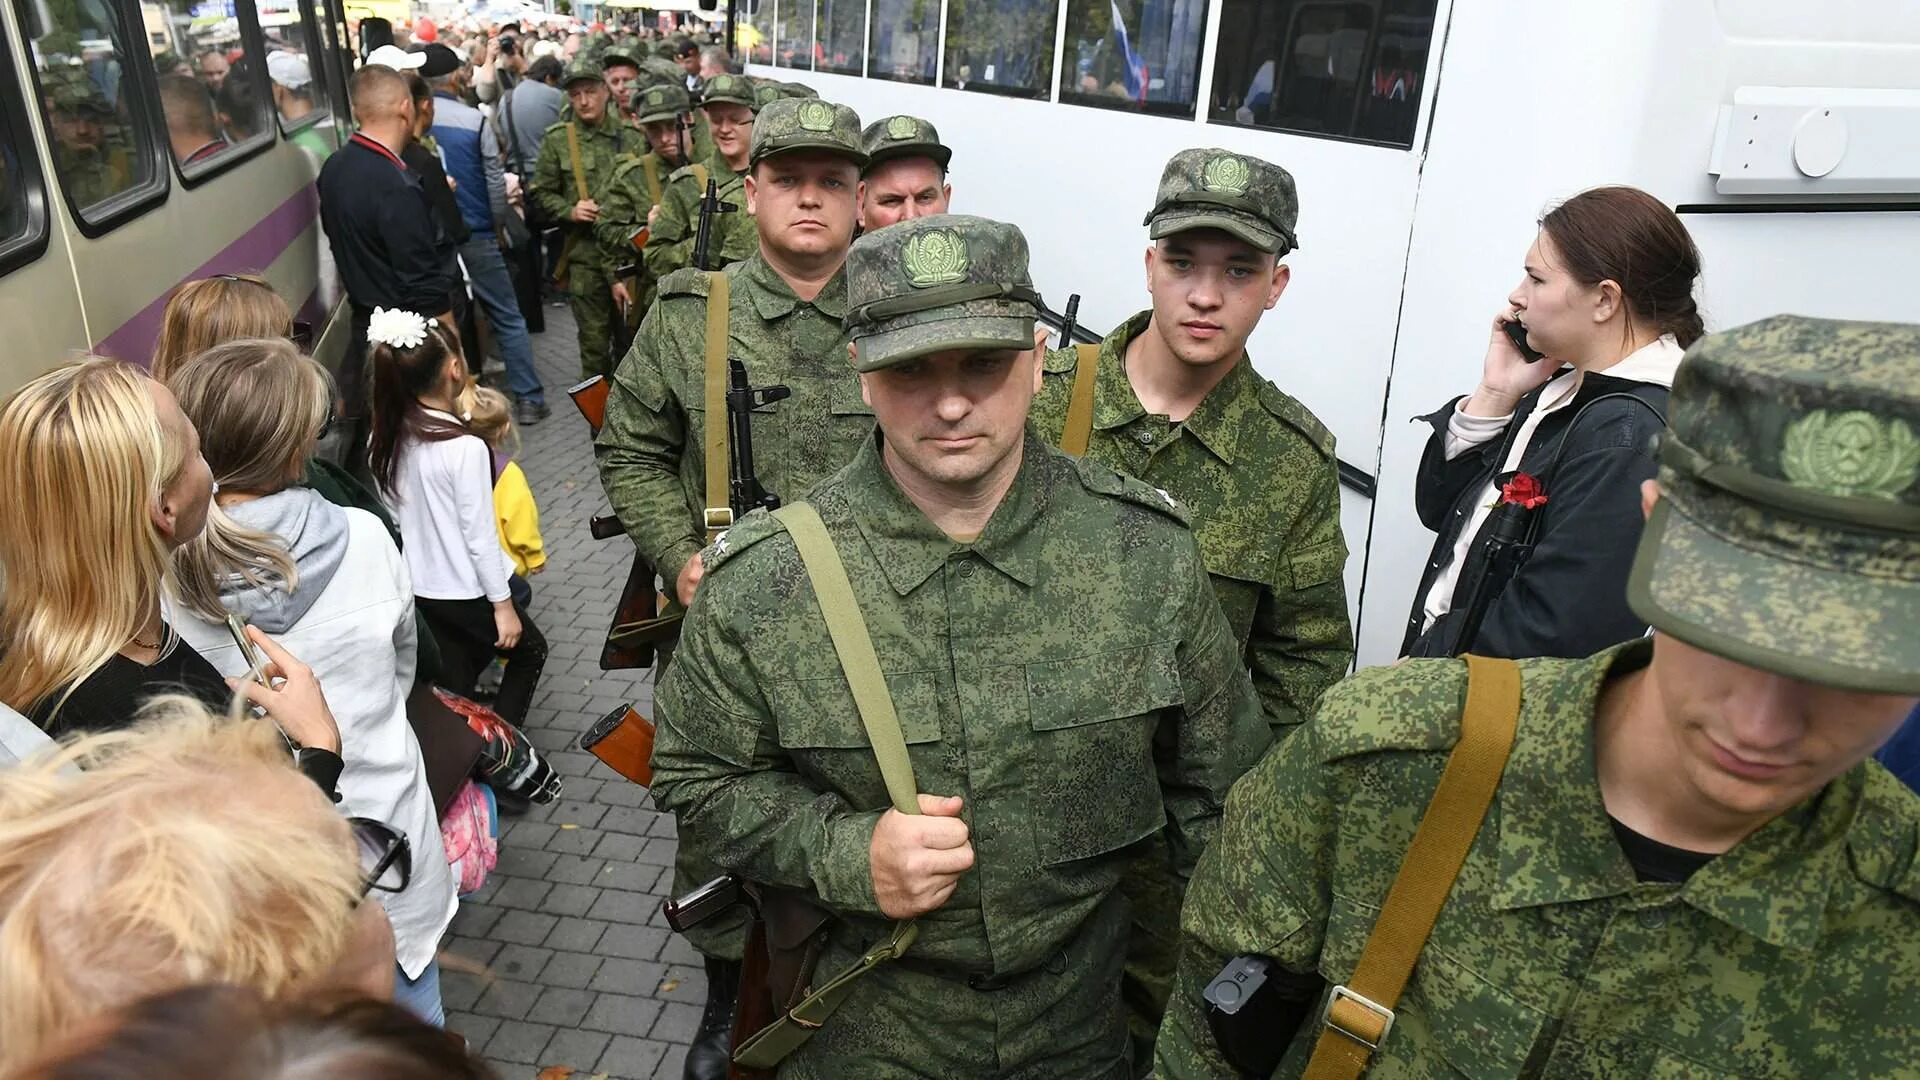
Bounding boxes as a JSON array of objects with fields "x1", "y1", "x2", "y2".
[
  {"x1": 943, "y1": 0, "x2": 1057, "y2": 99},
  {"x1": 1060, "y1": 0, "x2": 1208, "y2": 118}
]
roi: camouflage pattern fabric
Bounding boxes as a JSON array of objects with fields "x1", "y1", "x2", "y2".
[
  {"x1": 860, "y1": 113, "x2": 952, "y2": 173},
  {"x1": 1155, "y1": 640, "x2": 1920, "y2": 1077},
  {"x1": 650, "y1": 433, "x2": 1269, "y2": 1076},
  {"x1": 699, "y1": 72, "x2": 756, "y2": 111},
  {"x1": 595, "y1": 85, "x2": 700, "y2": 316},
  {"x1": 639, "y1": 151, "x2": 755, "y2": 282},
  {"x1": 631, "y1": 80, "x2": 690, "y2": 125},
  {"x1": 529, "y1": 107, "x2": 647, "y2": 379},
  {"x1": 748, "y1": 96, "x2": 866, "y2": 167},
  {"x1": 843, "y1": 213, "x2": 1041, "y2": 371},
  {"x1": 1628, "y1": 314, "x2": 1920, "y2": 694},
  {"x1": 1145, "y1": 148, "x2": 1301, "y2": 255}
]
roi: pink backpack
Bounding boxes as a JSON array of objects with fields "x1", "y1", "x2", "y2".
[{"x1": 440, "y1": 779, "x2": 498, "y2": 896}]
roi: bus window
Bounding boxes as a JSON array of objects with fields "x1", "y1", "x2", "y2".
[
  {"x1": 152, "y1": 0, "x2": 271, "y2": 176},
  {"x1": 869, "y1": 0, "x2": 936, "y2": 85},
  {"x1": 0, "y1": 20, "x2": 46, "y2": 270},
  {"x1": 17, "y1": 0, "x2": 167, "y2": 224},
  {"x1": 1059, "y1": 0, "x2": 1209, "y2": 118},
  {"x1": 774, "y1": 0, "x2": 815, "y2": 70},
  {"x1": 739, "y1": 1, "x2": 773, "y2": 66},
  {"x1": 816, "y1": 0, "x2": 865, "y2": 76},
  {"x1": 263, "y1": 0, "x2": 333, "y2": 155},
  {"x1": 943, "y1": 0, "x2": 1057, "y2": 99},
  {"x1": 1209, "y1": 0, "x2": 1437, "y2": 149}
]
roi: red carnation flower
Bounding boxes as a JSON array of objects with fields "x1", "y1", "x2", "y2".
[{"x1": 1501, "y1": 472, "x2": 1549, "y2": 510}]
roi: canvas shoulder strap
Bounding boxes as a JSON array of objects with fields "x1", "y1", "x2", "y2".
[
  {"x1": 702, "y1": 271, "x2": 731, "y2": 541},
  {"x1": 642, "y1": 154, "x2": 663, "y2": 203},
  {"x1": 564, "y1": 122, "x2": 588, "y2": 201},
  {"x1": 1059, "y1": 342, "x2": 1100, "y2": 455},
  {"x1": 690, "y1": 162, "x2": 709, "y2": 192},
  {"x1": 731, "y1": 501, "x2": 922, "y2": 1071},
  {"x1": 1302, "y1": 654, "x2": 1522, "y2": 1080}
]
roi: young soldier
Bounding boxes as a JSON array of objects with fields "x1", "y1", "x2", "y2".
[
  {"x1": 1029, "y1": 148, "x2": 1355, "y2": 1058},
  {"x1": 593, "y1": 96, "x2": 872, "y2": 1080},
  {"x1": 649, "y1": 213, "x2": 1269, "y2": 1078},
  {"x1": 641, "y1": 73, "x2": 758, "y2": 281},
  {"x1": 858, "y1": 114, "x2": 952, "y2": 231},
  {"x1": 599, "y1": 45, "x2": 642, "y2": 121},
  {"x1": 1158, "y1": 315, "x2": 1920, "y2": 1077},
  {"x1": 598, "y1": 81, "x2": 696, "y2": 337},
  {"x1": 528, "y1": 58, "x2": 645, "y2": 379}
]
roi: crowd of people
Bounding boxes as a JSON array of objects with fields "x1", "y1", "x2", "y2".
[{"x1": 0, "y1": 11, "x2": 1916, "y2": 1080}]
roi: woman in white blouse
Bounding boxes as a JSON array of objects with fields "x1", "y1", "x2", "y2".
[{"x1": 1402, "y1": 185, "x2": 1705, "y2": 659}]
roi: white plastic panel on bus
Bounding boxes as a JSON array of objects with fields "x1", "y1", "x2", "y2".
[
  {"x1": 1686, "y1": 211, "x2": 1920, "y2": 330},
  {"x1": 1710, "y1": 88, "x2": 1920, "y2": 195}
]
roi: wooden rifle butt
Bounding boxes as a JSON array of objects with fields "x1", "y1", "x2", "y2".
[{"x1": 581, "y1": 703, "x2": 655, "y2": 786}]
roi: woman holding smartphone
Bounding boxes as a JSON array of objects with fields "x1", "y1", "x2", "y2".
[
  {"x1": 163, "y1": 338, "x2": 456, "y2": 1027},
  {"x1": 1402, "y1": 185, "x2": 1704, "y2": 659}
]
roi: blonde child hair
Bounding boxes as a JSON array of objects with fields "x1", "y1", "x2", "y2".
[{"x1": 464, "y1": 386, "x2": 518, "y2": 456}]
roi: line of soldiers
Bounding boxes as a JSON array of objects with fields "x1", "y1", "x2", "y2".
[{"x1": 587, "y1": 87, "x2": 1920, "y2": 1079}]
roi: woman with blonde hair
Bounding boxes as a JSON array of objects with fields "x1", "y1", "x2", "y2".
[
  {"x1": 149, "y1": 272, "x2": 295, "y2": 383},
  {"x1": 0, "y1": 698, "x2": 401, "y2": 1069},
  {"x1": 0, "y1": 360, "x2": 339, "y2": 755},
  {"x1": 166, "y1": 337, "x2": 456, "y2": 1025}
]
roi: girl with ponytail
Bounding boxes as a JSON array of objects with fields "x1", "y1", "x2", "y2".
[{"x1": 1404, "y1": 185, "x2": 1706, "y2": 660}]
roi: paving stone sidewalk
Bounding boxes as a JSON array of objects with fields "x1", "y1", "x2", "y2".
[{"x1": 442, "y1": 308, "x2": 699, "y2": 1080}]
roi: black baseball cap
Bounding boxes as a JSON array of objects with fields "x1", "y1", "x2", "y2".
[{"x1": 413, "y1": 43, "x2": 463, "y2": 78}]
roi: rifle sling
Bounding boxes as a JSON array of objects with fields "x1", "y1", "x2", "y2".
[
  {"x1": 1060, "y1": 343, "x2": 1100, "y2": 456},
  {"x1": 642, "y1": 154, "x2": 663, "y2": 204},
  {"x1": 564, "y1": 122, "x2": 589, "y2": 202},
  {"x1": 730, "y1": 502, "x2": 922, "y2": 1071},
  {"x1": 702, "y1": 272, "x2": 731, "y2": 540},
  {"x1": 1302, "y1": 655, "x2": 1521, "y2": 1080}
]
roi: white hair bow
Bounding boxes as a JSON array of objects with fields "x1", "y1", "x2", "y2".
[{"x1": 368, "y1": 307, "x2": 431, "y2": 350}]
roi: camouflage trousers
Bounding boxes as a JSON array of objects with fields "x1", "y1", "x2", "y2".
[
  {"x1": 654, "y1": 640, "x2": 749, "y2": 963},
  {"x1": 569, "y1": 261, "x2": 618, "y2": 381},
  {"x1": 1118, "y1": 836, "x2": 1181, "y2": 1072},
  {"x1": 778, "y1": 893, "x2": 1132, "y2": 1080}
]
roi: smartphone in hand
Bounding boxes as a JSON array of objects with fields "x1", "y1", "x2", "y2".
[
  {"x1": 225, "y1": 614, "x2": 270, "y2": 686},
  {"x1": 1504, "y1": 319, "x2": 1546, "y2": 363}
]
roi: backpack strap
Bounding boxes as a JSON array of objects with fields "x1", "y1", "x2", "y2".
[
  {"x1": 702, "y1": 271, "x2": 731, "y2": 541},
  {"x1": 1059, "y1": 342, "x2": 1100, "y2": 456},
  {"x1": 1303, "y1": 654, "x2": 1522, "y2": 1080}
]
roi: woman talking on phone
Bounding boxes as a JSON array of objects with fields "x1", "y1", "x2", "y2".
[{"x1": 1402, "y1": 185, "x2": 1704, "y2": 659}]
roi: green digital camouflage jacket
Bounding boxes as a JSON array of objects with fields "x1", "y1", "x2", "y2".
[
  {"x1": 650, "y1": 432, "x2": 1269, "y2": 977},
  {"x1": 1155, "y1": 639, "x2": 1920, "y2": 1078},
  {"x1": 529, "y1": 112, "x2": 647, "y2": 275},
  {"x1": 594, "y1": 148, "x2": 689, "y2": 310},
  {"x1": 1031, "y1": 311, "x2": 1354, "y2": 736},
  {"x1": 642, "y1": 152, "x2": 756, "y2": 280},
  {"x1": 594, "y1": 254, "x2": 866, "y2": 585}
]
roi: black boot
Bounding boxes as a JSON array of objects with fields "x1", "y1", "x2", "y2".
[{"x1": 683, "y1": 955, "x2": 741, "y2": 1080}]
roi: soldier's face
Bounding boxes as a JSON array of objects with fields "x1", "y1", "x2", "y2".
[
  {"x1": 858, "y1": 158, "x2": 951, "y2": 231},
  {"x1": 704, "y1": 102, "x2": 753, "y2": 160},
  {"x1": 568, "y1": 81, "x2": 609, "y2": 123},
  {"x1": 1640, "y1": 632, "x2": 1917, "y2": 826},
  {"x1": 54, "y1": 111, "x2": 103, "y2": 150},
  {"x1": 1144, "y1": 231, "x2": 1286, "y2": 368},
  {"x1": 859, "y1": 329, "x2": 1049, "y2": 492},
  {"x1": 604, "y1": 64, "x2": 639, "y2": 109},
  {"x1": 746, "y1": 154, "x2": 859, "y2": 262},
  {"x1": 642, "y1": 117, "x2": 681, "y2": 159}
]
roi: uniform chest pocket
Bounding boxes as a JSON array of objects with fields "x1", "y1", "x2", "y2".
[
  {"x1": 766, "y1": 670, "x2": 943, "y2": 810},
  {"x1": 828, "y1": 372, "x2": 873, "y2": 419},
  {"x1": 1023, "y1": 642, "x2": 1182, "y2": 864}
]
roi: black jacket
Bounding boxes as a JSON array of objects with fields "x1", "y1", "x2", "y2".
[
  {"x1": 317, "y1": 133, "x2": 457, "y2": 317},
  {"x1": 1400, "y1": 371, "x2": 1670, "y2": 659}
]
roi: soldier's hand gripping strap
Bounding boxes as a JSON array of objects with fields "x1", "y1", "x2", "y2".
[
  {"x1": 702, "y1": 272, "x2": 732, "y2": 541},
  {"x1": 731, "y1": 502, "x2": 922, "y2": 1070},
  {"x1": 1060, "y1": 343, "x2": 1100, "y2": 456},
  {"x1": 1302, "y1": 655, "x2": 1520, "y2": 1080}
]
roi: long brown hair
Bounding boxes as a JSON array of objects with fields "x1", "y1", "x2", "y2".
[
  {"x1": 366, "y1": 317, "x2": 469, "y2": 499},
  {"x1": 150, "y1": 274, "x2": 294, "y2": 383},
  {"x1": 1540, "y1": 186, "x2": 1704, "y2": 348},
  {"x1": 166, "y1": 338, "x2": 333, "y2": 623}
]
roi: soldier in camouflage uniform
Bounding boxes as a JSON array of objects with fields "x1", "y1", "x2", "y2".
[
  {"x1": 649, "y1": 213, "x2": 1269, "y2": 1079},
  {"x1": 529, "y1": 58, "x2": 646, "y2": 379},
  {"x1": 597, "y1": 81, "x2": 697, "y2": 334},
  {"x1": 599, "y1": 45, "x2": 643, "y2": 122},
  {"x1": 594, "y1": 97, "x2": 872, "y2": 1080},
  {"x1": 44, "y1": 71, "x2": 136, "y2": 208},
  {"x1": 858, "y1": 115, "x2": 952, "y2": 231},
  {"x1": 1028, "y1": 149, "x2": 1353, "y2": 1064},
  {"x1": 1158, "y1": 314, "x2": 1920, "y2": 1078},
  {"x1": 641, "y1": 73, "x2": 759, "y2": 281}
]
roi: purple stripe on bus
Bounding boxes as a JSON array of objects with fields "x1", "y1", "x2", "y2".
[{"x1": 92, "y1": 183, "x2": 322, "y2": 366}]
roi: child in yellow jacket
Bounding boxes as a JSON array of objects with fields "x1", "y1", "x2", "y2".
[{"x1": 467, "y1": 389, "x2": 545, "y2": 606}]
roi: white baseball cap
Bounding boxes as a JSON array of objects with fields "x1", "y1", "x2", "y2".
[
  {"x1": 366, "y1": 44, "x2": 426, "y2": 70},
  {"x1": 266, "y1": 50, "x2": 312, "y2": 89}
]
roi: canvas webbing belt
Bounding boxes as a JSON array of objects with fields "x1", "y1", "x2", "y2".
[
  {"x1": 1303, "y1": 654, "x2": 1521, "y2": 1079},
  {"x1": 732, "y1": 502, "x2": 921, "y2": 1069},
  {"x1": 1060, "y1": 342, "x2": 1100, "y2": 455}
]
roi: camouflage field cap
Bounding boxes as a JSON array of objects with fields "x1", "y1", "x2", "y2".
[
  {"x1": 845, "y1": 214, "x2": 1044, "y2": 373},
  {"x1": 633, "y1": 81, "x2": 690, "y2": 125},
  {"x1": 699, "y1": 73, "x2": 756, "y2": 111},
  {"x1": 561, "y1": 57, "x2": 606, "y2": 89},
  {"x1": 861, "y1": 115, "x2": 951, "y2": 173},
  {"x1": 1627, "y1": 315, "x2": 1920, "y2": 694},
  {"x1": 639, "y1": 56, "x2": 685, "y2": 86},
  {"x1": 1144, "y1": 148, "x2": 1299, "y2": 255},
  {"x1": 44, "y1": 68, "x2": 113, "y2": 116},
  {"x1": 748, "y1": 97, "x2": 866, "y2": 168},
  {"x1": 599, "y1": 45, "x2": 641, "y2": 71}
]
